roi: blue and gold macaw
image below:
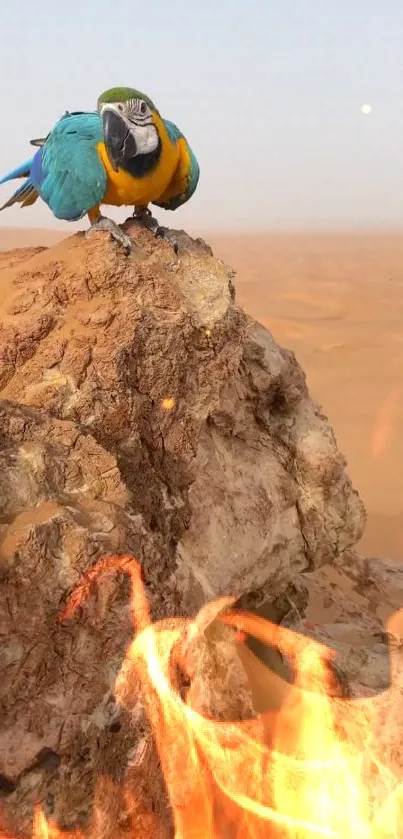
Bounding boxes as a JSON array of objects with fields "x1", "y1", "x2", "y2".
[{"x1": 0, "y1": 87, "x2": 200, "y2": 253}]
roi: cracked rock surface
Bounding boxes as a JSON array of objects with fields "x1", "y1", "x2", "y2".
[{"x1": 0, "y1": 224, "x2": 365, "y2": 833}]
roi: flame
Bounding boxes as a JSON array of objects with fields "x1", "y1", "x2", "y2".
[
  {"x1": 371, "y1": 387, "x2": 401, "y2": 459},
  {"x1": 2, "y1": 556, "x2": 402, "y2": 839},
  {"x1": 161, "y1": 397, "x2": 175, "y2": 411}
]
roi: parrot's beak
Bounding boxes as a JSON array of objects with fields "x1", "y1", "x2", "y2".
[{"x1": 102, "y1": 107, "x2": 137, "y2": 172}]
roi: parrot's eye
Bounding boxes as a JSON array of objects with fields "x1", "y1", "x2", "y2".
[
  {"x1": 140, "y1": 101, "x2": 147, "y2": 115},
  {"x1": 117, "y1": 103, "x2": 124, "y2": 112}
]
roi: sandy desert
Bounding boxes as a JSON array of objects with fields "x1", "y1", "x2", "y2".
[{"x1": 1, "y1": 225, "x2": 401, "y2": 562}]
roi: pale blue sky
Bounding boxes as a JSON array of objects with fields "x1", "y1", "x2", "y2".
[{"x1": 1, "y1": 0, "x2": 403, "y2": 230}]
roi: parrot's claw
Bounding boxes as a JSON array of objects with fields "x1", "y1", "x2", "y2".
[
  {"x1": 131, "y1": 206, "x2": 159, "y2": 233},
  {"x1": 87, "y1": 216, "x2": 132, "y2": 255},
  {"x1": 155, "y1": 226, "x2": 179, "y2": 255},
  {"x1": 130, "y1": 207, "x2": 179, "y2": 255}
]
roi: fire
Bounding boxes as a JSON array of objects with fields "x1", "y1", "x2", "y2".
[
  {"x1": 371, "y1": 387, "x2": 401, "y2": 459},
  {"x1": 161, "y1": 397, "x2": 175, "y2": 411},
  {"x1": 2, "y1": 556, "x2": 402, "y2": 839}
]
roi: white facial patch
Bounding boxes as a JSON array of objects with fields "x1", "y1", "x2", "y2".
[
  {"x1": 132, "y1": 123, "x2": 159, "y2": 155},
  {"x1": 100, "y1": 103, "x2": 159, "y2": 157}
]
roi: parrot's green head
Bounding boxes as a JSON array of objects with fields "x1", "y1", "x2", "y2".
[{"x1": 97, "y1": 87, "x2": 162, "y2": 176}]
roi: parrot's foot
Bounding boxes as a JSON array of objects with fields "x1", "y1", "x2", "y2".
[
  {"x1": 155, "y1": 225, "x2": 179, "y2": 255},
  {"x1": 132, "y1": 206, "x2": 159, "y2": 233},
  {"x1": 86, "y1": 216, "x2": 132, "y2": 255},
  {"x1": 131, "y1": 207, "x2": 179, "y2": 255}
]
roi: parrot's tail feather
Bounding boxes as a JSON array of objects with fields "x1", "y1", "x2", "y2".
[
  {"x1": 21, "y1": 188, "x2": 40, "y2": 208},
  {"x1": 0, "y1": 180, "x2": 39, "y2": 211},
  {"x1": 0, "y1": 158, "x2": 34, "y2": 186}
]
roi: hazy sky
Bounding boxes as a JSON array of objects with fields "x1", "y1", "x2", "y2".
[{"x1": 1, "y1": 0, "x2": 403, "y2": 231}]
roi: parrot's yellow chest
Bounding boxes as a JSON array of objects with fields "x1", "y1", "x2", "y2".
[{"x1": 96, "y1": 125, "x2": 179, "y2": 209}]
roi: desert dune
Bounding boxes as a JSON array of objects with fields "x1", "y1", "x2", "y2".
[
  {"x1": 1, "y1": 225, "x2": 402, "y2": 561},
  {"x1": 0, "y1": 227, "x2": 64, "y2": 250}
]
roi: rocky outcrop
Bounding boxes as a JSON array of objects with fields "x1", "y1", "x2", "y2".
[
  {"x1": 302, "y1": 551, "x2": 402, "y2": 698},
  {"x1": 0, "y1": 223, "x2": 365, "y2": 833}
]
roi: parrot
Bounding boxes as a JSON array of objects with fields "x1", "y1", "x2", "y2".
[{"x1": 0, "y1": 87, "x2": 200, "y2": 254}]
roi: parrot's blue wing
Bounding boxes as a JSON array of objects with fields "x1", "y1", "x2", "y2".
[
  {"x1": 34, "y1": 112, "x2": 106, "y2": 221},
  {"x1": 0, "y1": 112, "x2": 106, "y2": 222},
  {"x1": 164, "y1": 119, "x2": 184, "y2": 145},
  {"x1": 153, "y1": 119, "x2": 200, "y2": 211},
  {"x1": 181, "y1": 145, "x2": 200, "y2": 204}
]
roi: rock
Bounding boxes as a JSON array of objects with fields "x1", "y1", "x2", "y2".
[
  {"x1": 0, "y1": 223, "x2": 365, "y2": 833},
  {"x1": 300, "y1": 551, "x2": 403, "y2": 698},
  {"x1": 299, "y1": 552, "x2": 403, "y2": 787}
]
